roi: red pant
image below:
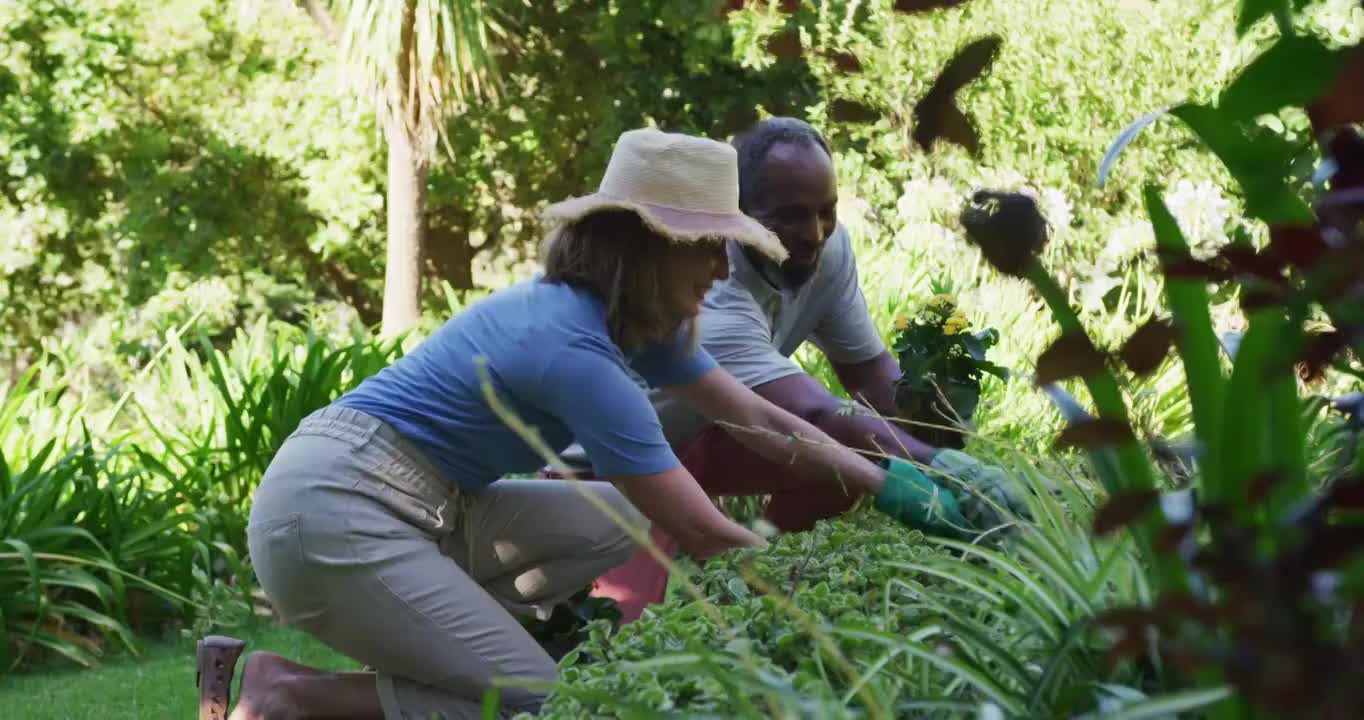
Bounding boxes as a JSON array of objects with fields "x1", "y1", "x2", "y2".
[{"x1": 589, "y1": 426, "x2": 862, "y2": 623}]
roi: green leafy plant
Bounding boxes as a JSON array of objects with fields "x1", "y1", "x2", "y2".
[
  {"x1": 0, "y1": 322, "x2": 402, "y2": 673},
  {"x1": 891, "y1": 290, "x2": 1006, "y2": 448},
  {"x1": 954, "y1": 6, "x2": 1364, "y2": 715},
  {"x1": 535, "y1": 463, "x2": 1232, "y2": 719}
]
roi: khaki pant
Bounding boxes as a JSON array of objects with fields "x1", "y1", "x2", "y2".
[{"x1": 247, "y1": 407, "x2": 645, "y2": 719}]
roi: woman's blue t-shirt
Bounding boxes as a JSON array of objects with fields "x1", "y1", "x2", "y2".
[{"x1": 334, "y1": 279, "x2": 716, "y2": 491}]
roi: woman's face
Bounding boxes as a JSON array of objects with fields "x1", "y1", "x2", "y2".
[{"x1": 665, "y1": 240, "x2": 730, "y2": 320}]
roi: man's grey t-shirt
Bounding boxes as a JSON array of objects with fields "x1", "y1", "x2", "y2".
[{"x1": 651, "y1": 223, "x2": 885, "y2": 445}]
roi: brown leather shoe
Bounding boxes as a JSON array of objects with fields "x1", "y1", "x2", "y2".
[{"x1": 196, "y1": 635, "x2": 247, "y2": 720}]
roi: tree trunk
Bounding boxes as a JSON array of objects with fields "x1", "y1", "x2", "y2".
[{"x1": 381, "y1": 117, "x2": 427, "y2": 336}]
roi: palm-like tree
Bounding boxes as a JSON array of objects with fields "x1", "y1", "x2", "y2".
[{"x1": 294, "y1": 0, "x2": 500, "y2": 334}]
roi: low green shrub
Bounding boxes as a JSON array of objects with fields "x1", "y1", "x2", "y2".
[
  {"x1": 535, "y1": 459, "x2": 1215, "y2": 719},
  {"x1": 0, "y1": 323, "x2": 400, "y2": 673}
]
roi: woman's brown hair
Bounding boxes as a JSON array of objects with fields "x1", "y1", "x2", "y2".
[{"x1": 542, "y1": 209, "x2": 703, "y2": 352}]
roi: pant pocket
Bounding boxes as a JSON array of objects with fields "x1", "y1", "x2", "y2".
[
  {"x1": 350, "y1": 457, "x2": 453, "y2": 537},
  {"x1": 248, "y1": 513, "x2": 327, "y2": 628}
]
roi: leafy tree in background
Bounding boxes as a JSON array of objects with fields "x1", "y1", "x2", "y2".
[
  {"x1": 0, "y1": 0, "x2": 389, "y2": 372},
  {"x1": 291, "y1": 0, "x2": 501, "y2": 334},
  {"x1": 421, "y1": 0, "x2": 818, "y2": 289},
  {"x1": 0, "y1": 0, "x2": 815, "y2": 369}
]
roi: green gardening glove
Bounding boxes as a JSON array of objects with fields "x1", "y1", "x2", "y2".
[
  {"x1": 874, "y1": 457, "x2": 978, "y2": 541},
  {"x1": 929, "y1": 449, "x2": 1032, "y2": 530}
]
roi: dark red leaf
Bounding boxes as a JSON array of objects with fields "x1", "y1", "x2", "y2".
[
  {"x1": 1096, "y1": 605, "x2": 1161, "y2": 631},
  {"x1": 932, "y1": 36, "x2": 1002, "y2": 95},
  {"x1": 1035, "y1": 332, "x2": 1107, "y2": 385},
  {"x1": 913, "y1": 101, "x2": 980, "y2": 155},
  {"x1": 1268, "y1": 224, "x2": 1329, "y2": 270},
  {"x1": 779, "y1": 0, "x2": 801, "y2": 11},
  {"x1": 765, "y1": 30, "x2": 803, "y2": 61},
  {"x1": 912, "y1": 36, "x2": 1001, "y2": 154},
  {"x1": 1163, "y1": 644, "x2": 1211, "y2": 675},
  {"x1": 1298, "y1": 330, "x2": 1347, "y2": 382},
  {"x1": 1326, "y1": 475, "x2": 1364, "y2": 509},
  {"x1": 1197, "y1": 546, "x2": 1257, "y2": 586},
  {"x1": 1155, "y1": 521, "x2": 1194, "y2": 555},
  {"x1": 959, "y1": 190, "x2": 1050, "y2": 276},
  {"x1": 893, "y1": 0, "x2": 971, "y2": 11},
  {"x1": 720, "y1": 0, "x2": 747, "y2": 14},
  {"x1": 1120, "y1": 319, "x2": 1180, "y2": 376},
  {"x1": 1247, "y1": 469, "x2": 1284, "y2": 504},
  {"x1": 1056, "y1": 417, "x2": 1137, "y2": 452},
  {"x1": 1300, "y1": 525, "x2": 1364, "y2": 571},
  {"x1": 1156, "y1": 247, "x2": 1230, "y2": 281},
  {"x1": 1240, "y1": 284, "x2": 1286, "y2": 310},
  {"x1": 1095, "y1": 606, "x2": 1161, "y2": 667},
  {"x1": 823, "y1": 50, "x2": 863, "y2": 74},
  {"x1": 1103, "y1": 632, "x2": 1147, "y2": 667},
  {"x1": 828, "y1": 98, "x2": 881, "y2": 124},
  {"x1": 1326, "y1": 127, "x2": 1364, "y2": 190},
  {"x1": 1154, "y1": 591, "x2": 1220, "y2": 626},
  {"x1": 1217, "y1": 244, "x2": 1286, "y2": 281},
  {"x1": 1092, "y1": 488, "x2": 1160, "y2": 535},
  {"x1": 1308, "y1": 46, "x2": 1364, "y2": 132}
]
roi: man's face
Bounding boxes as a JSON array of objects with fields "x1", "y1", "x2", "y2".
[{"x1": 744, "y1": 141, "x2": 838, "y2": 285}]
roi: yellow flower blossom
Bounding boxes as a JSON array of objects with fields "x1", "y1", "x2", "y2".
[
  {"x1": 927, "y1": 294, "x2": 957, "y2": 310},
  {"x1": 943, "y1": 316, "x2": 969, "y2": 336},
  {"x1": 894, "y1": 314, "x2": 911, "y2": 331}
]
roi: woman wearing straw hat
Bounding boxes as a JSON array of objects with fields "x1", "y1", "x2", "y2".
[{"x1": 200, "y1": 128, "x2": 963, "y2": 720}]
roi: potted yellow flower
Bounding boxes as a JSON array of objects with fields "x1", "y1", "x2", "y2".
[{"x1": 891, "y1": 292, "x2": 1006, "y2": 449}]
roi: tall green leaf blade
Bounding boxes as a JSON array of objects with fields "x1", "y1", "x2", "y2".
[
  {"x1": 1098, "y1": 685, "x2": 1233, "y2": 719},
  {"x1": 1146, "y1": 188, "x2": 1227, "y2": 496},
  {"x1": 1219, "y1": 309, "x2": 1281, "y2": 499},
  {"x1": 47, "y1": 601, "x2": 136, "y2": 652},
  {"x1": 24, "y1": 629, "x2": 99, "y2": 668},
  {"x1": 833, "y1": 626, "x2": 1028, "y2": 714},
  {"x1": 1266, "y1": 370, "x2": 1309, "y2": 511}
]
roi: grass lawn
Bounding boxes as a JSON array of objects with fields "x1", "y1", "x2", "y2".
[
  {"x1": 0, "y1": 623, "x2": 357, "y2": 719},
  {"x1": 1, "y1": 572, "x2": 682, "y2": 718}
]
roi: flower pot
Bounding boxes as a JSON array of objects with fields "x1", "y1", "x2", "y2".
[{"x1": 894, "y1": 379, "x2": 980, "y2": 450}]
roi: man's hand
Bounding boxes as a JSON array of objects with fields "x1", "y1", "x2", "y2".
[
  {"x1": 928, "y1": 449, "x2": 1032, "y2": 530},
  {"x1": 874, "y1": 457, "x2": 978, "y2": 540}
]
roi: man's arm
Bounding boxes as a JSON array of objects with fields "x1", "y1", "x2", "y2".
[
  {"x1": 803, "y1": 227, "x2": 922, "y2": 450},
  {"x1": 831, "y1": 350, "x2": 902, "y2": 418},
  {"x1": 750, "y1": 369, "x2": 938, "y2": 465},
  {"x1": 669, "y1": 368, "x2": 887, "y2": 496}
]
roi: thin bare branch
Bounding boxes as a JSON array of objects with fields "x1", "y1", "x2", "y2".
[{"x1": 290, "y1": 0, "x2": 340, "y2": 43}]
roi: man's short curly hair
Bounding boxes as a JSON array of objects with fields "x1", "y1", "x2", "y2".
[{"x1": 731, "y1": 117, "x2": 832, "y2": 212}]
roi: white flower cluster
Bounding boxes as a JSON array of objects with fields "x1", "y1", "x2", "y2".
[
  {"x1": 1038, "y1": 188, "x2": 1073, "y2": 234},
  {"x1": 1101, "y1": 220, "x2": 1156, "y2": 267},
  {"x1": 895, "y1": 176, "x2": 962, "y2": 225},
  {"x1": 1164, "y1": 179, "x2": 1232, "y2": 257},
  {"x1": 0, "y1": 209, "x2": 42, "y2": 275}
]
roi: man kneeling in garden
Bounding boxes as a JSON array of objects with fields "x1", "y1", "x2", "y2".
[{"x1": 588, "y1": 118, "x2": 1029, "y2": 622}]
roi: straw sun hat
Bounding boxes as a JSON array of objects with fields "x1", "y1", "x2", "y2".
[{"x1": 542, "y1": 127, "x2": 788, "y2": 262}]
